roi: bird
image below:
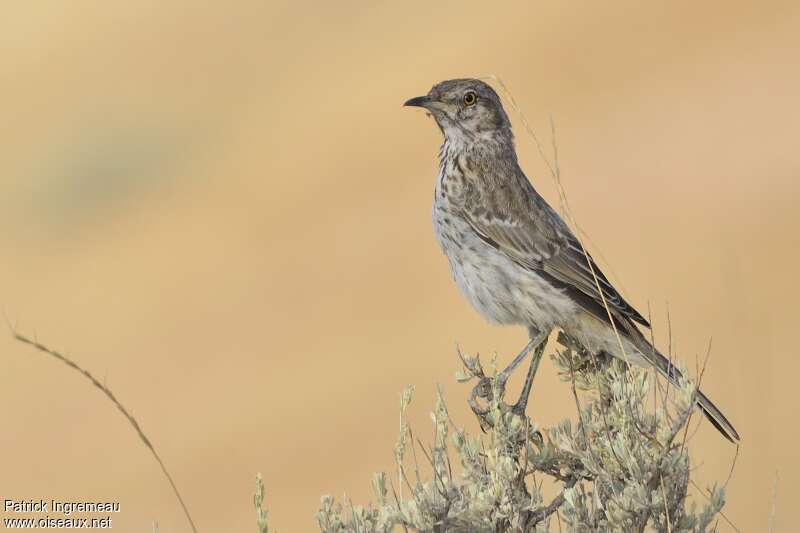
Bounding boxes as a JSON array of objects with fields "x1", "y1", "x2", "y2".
[{"x1": 404, "y1": 78, "x2": 739, "y2": 442}]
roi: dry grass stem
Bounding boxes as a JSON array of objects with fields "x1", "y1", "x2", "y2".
[{"x1": 9, "y1": 327, "x2": 198, "y2": 533}]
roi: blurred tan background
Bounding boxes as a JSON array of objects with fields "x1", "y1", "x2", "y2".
[{"x1": 1, "y1": 1, "x2": 798, "y2": 531}]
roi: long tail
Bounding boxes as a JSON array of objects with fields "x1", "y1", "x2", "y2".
[
  {"x1": 695, "y1": 388, "x2": 740, "y2": 443},
  {"x1": 628, "y1": 333, "x2": 740, "y2": 443}
]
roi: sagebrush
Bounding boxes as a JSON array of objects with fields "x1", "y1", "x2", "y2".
[{"x1": 256, "y1": 333, "x2": 733, "y2": 532}]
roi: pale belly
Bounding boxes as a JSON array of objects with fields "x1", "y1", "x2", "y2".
[
  {"x1": 432, "y1": 197, "x2": 651, "y2": 367},
  {"x1": 432, "y1": 200, "x2": 576, "y2": 330}
]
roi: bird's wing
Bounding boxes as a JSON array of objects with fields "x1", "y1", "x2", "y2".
[{"x1": 461, "y1": 182, "x2": 650, "y2": 328}]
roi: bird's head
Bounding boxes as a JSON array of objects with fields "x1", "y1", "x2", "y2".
[{"x1": 404, "y1": 78, "x2": 512, "y2": 145}]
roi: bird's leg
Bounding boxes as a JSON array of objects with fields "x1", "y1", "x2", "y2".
[
  {"x1": 501, "y1": 327, "x2": 549, "y2": 416},
  {"x1": 498, "y1": 328, "x2": 549, "y2": 380},
  {"x1": 495, "y1": 338, "x2": 536, "y2": 391},
  {"x1": 512, "y1": 341, "x2": 547, "y2": 416},
  {"x1": 469, "y1": 339, "x2": 535, "y2": 423},
  {"x1": 467, "y1": 328, "x2": 550, "y2": 426}
]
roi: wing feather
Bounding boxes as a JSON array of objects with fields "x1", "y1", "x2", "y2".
[{"x1": 461, "y1": 181, "x2": 650, "y2": 328}]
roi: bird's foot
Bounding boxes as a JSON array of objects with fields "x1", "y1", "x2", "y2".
[
  {"x1": 465, "y1": 363, "x2": 525, "y2": 427},
  {"x1": 469, "y1": 374, "x2": 499, "y2": 414},
  {"x1": 458, "y1": 341, "x2": 546, "y2": 432}
]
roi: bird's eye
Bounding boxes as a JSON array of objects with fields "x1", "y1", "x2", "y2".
[{"x1": 463, "y1": 91, "x2": 477, "y2": 106}]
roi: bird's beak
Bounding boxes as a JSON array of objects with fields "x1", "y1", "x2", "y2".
[{"x1": 403, "y1": 95, "x2": 431, "y2": 108}]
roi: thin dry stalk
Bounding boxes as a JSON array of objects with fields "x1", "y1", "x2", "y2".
[
  {"x1": 659, "y1": 473, "x2": 673, "y2": 533},
  {"x1": 689, "y1": 480, "x2": 741, "y2": 533},
  {"x1": 482, "y1": 73, "x2": 634, "y2": 373},
  {"x1": 10, "y1": 329, "x2": 198, "y2": 533},
  {"x1": 680, "y1": 338, "x2": 713, "y2": 453},
  {"x1": 768, "y1": 471, "x2": 778, "y2": 533}
]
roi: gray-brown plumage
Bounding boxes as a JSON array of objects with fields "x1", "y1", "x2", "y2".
[{"x1": 405, "y1": 78, "x2": 739, "y2": 442}]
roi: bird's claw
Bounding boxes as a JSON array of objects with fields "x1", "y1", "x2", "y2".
[
  {"x1": 468, "y1": 375, "x2": 494, "y2": 417},
  {"x1": 468, "y1": 371, "x2": 533, "y2": 427},
  {"x1": 460, "y1": 350, "x2": 536, "y2": 433}
]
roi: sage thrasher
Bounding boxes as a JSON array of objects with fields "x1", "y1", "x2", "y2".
[{"x1": 405, "y1": 78, "x2": 739, "y2": 442}]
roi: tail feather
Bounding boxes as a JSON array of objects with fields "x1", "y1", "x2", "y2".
[
  {"x1": 696, "y1": 389, "x2": 740, "y2": 443},
  {"x1": 629, "y1": 334, "x2": 740, "y2": 443}
]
